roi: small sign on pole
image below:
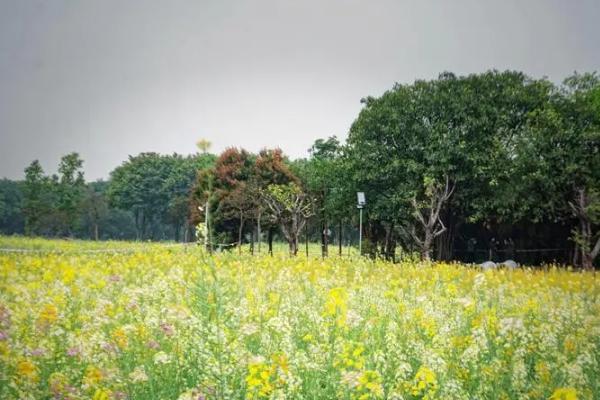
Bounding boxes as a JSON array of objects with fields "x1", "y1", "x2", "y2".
[{"x1": 357, "y1": 192, "x2": 366, "y2": 208}]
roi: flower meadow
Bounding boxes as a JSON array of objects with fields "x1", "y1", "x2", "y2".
[{"x1": 0, "y1": 238, "x2": 599, "y2": 399}]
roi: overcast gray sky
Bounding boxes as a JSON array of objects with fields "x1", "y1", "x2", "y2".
[{"x1": 1, "y1": 0, "x2": 599, "y2": 180}]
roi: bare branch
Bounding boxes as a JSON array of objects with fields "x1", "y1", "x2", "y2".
[
  {"x1": 433, "y1": 213, "x2": 447, "y2": 237},
  {"x1": 411, "y1": 197, "x2": 427, "y2": 227},
  {"x1": 591, "y1": 235, "x2": 600, "y2": 260}
]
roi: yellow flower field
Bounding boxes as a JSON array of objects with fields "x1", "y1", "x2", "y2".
[{"x1": 0, "y1": 237, "x2": 599, "y2": 399}]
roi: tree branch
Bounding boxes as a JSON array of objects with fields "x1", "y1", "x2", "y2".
[{"x1": 591, "y1": 235, "x2": 600, "y2": 260}]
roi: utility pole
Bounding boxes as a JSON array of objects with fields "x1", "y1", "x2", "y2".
[
  {"x1": 357, "y1": 192, "x2": 366, "y2": 256},
  {"x1": 359, "y1": 208, "x2": 363, "y2": 255}
]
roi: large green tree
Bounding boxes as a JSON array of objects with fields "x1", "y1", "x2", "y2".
[
  {"x1": 164, "y1": 153, "x2": 216, "y2": 241},
  {"x1": 108, "y1": 153, "x2": 172, "y2": 240},
  {"x1": 294, "y1": 136, "x2": 352, "y2": 257},
  {"x1": 514, "y1": 73, "x2": 600, "y2": 269},
  {"x1": 55, "y1": 152, "x2": 86, "y2": 236},
  {"x1": 0, "y1": 179, "x2": 24, "y2": 235},
  {"x1": 262, "y1": 182, "x2": 314, "y2": 255},
  {"x1": 109, "y1": 152, "x2": 214, "y2": 241},
  {"x1": 346, "y1": 71, "x2": 551, "y2": 260},
  {"x1": 253, "y1": 149, "x2": 298, "y2": 254},
  {"x1": 195, "y1": 148, "x2": 298, "y2": 252},
  {"x1": 23, "y1": 160, "x2": 49, "y2": 236},
  {"x1": 79, "y1": 182, "x2": 108, "y2": 240},
  {"x1": 211, "y1": 148, "x2": 255, "y2": 248}
]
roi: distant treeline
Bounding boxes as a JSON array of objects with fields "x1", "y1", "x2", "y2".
[{"x1": 0, "y1": 70, "x2": 598, "y2": 268}]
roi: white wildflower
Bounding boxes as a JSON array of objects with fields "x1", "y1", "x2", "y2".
[
  {"x1": 153, "y1": 351, "x2": 171, "y2": 365},
  {"x1": 129, "y1": 366, "x2": 148, "y2": 383},
  {"x1": 340, "y1": 370, "x2": 361, "y2": 389},
  {"x1": 240, "y1": 323, "x2": 259, "y2": 336}
]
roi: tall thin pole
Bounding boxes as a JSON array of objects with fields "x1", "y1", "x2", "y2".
[
  {"x1": 338, "y1": 220, "x2": 342, "y2": 257},
  {"x1": 305, "y1": 220, "x2": 309, "y2": 258},
  {"x1": 257, "y1": 210, "x2": 261, "y2": 254},
  {"x1": 359, "y1": 208, "x2": 363, "y2": 256},
  {"x1": 205, "y1": 199, "x2": 212, "y2": 254}
]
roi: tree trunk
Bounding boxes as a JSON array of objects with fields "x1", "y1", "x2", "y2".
[
  {"x1": 134, "y1": 210, "x2": 141, "y2": 241},
  {"x1": 136, "y1": 211, "x2": 147, "y2": 241},
  {"x1": 421, "y1": 232, "x2": 433, "y2": 261},
  {"x1": 383, "y1": 224, "x2": 391, "y2": 260},
  {"x1": 321, "y1": 220, "x2": 329, "y2": 258},
  {"x1": 183, "y1": 219, "x2": 189, "y2": 243},
  {"x1": 421, "y1": 248, "x2": 431, "y2": 261},
  {"x1": 305, "y1": 221, "x2": 309, "y2": 257},
  {"x1": 579, "y1": 217, "x2": 599, "y2": 270},
  {"x1": 324, "y1": 221, "x2": 328, "y2": 256},
  {"x1": 93, "y1": 222, "x2": 99, "y2": 241},
  {"x1": 570, "y1": 188, "x2": 599, "y2": 270},
  {"x1": 389, "y1": 237, "x2": 397, "y2": 263},
  {"x1": 582, "y1": 252, "x2": 594, "y2": 270},
  {"x1": 238, "y1": 212, "x2": 245, "y2": 255},
  {"x1": 250, "y1": 225, "x2": 255, "y2": 255},
  {"x1": 435, "y1": 218, "x2": 456, "y2": 261},
  {"x1": 257, "y1": 210, "x2": 262, "y2": 254},
  {"x1": 338, "y1": 220, "x2": 343, "y2": 256},
  {"x1": 268, "y1": 227, "x2": 273, "y2": 256},
  {"x1": 288, "y1": 217, "x2": 299, "y2": 256},
  {"x1": 289, "y1": 233, "x2": 298, "y2": 256},
  {"x1": 384, "y1": 222, "x2": 395, "y2": 261},
  {"x1": 141, "y1": 213, "x2": 147, "y2": 241},
  {"x1": 409, "y1": 176, "x2": 455, "y2": 262}
]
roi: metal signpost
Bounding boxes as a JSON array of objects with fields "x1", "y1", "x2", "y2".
[{"x1": 357, "y1": 192, "x2": 366, "y2": 256}]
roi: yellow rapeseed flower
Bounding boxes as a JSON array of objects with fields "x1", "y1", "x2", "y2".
[
  {"x1": 550, "y1": 387, "x2": 578, "y2": 400},
  {"x1": 324, "y1": 287, "x2": 348, "y2": 327},
  {"x1": 357, "y1": 370, "x2": 383, "y2": 399},
  {"x1": 335, "y1": 342, "x2": 365, "y2": 371},
  {"x1": 92, "y1": 388, "x2": 111, "y2": 400},
  {"x1": 37, "y1": 303, "x2": 58, "y2": 327},
  {"x1": 83, "y1": 365, "x2": 103, "y2": 387},
  {"x1": 410, "y1": 366, "x2": 438, "y2": 397},
  {"x1": 16, "y1": 359, "x2": 38, "y2": 382},
  {"x1": 245, "y1": 361, "x2": 274, "y2": 399},
  {"x1": 112, "y1": 327, "x2": 128, "y2": 349}
]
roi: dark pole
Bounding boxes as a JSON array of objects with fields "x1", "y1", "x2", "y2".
[
  {"x1": 359, "y1": 208, "x2": 363, "y2": 256},
  {"x1": 305, "y1": 220, "x2": 309, "y2": 258},
  {"x1": 250, "y1": 225, "x2": 255, "y2": 255},
  {"x1": 321, "y1": 221, "x2": 325, "y2": 259},
  {"x1": 338, "y1": 220, "x2": 342, "y2": 257},
  {"x1": 324, "y1": 221, "x2": 328, "y2": 258},
  {"x1": 268, "y1": 227, "x2": 273, "y2": 256}
]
